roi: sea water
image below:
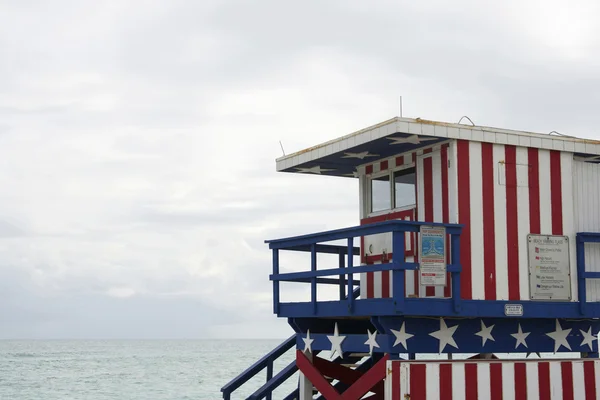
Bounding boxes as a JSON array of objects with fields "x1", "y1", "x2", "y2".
[{"x1": 0, "y1": 339, "x2": 297, "y2": 400}]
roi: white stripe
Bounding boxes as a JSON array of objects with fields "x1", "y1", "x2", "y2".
[
  {"x1": 572, "y1": 361, "x2": 585, "y2": 399},
  {"x1": 406, "y1": 260, "x2": 415, "y2": 297},
  {"x1": 417, "y1": 154, "x2": 426, "y2": 297},
  {"x1": 432, "y1": 151, "x2": 445, "y2": 297},
  {"x1": 477, "y1": 362, "x2": 491, "y2": 400},
  {"x1": 516, "y1": 147, "x2": 530, "y2": 301},
  {"x1": 549, "y1": 361, "x2": 563, "y2": 400},
  {"x1": 526, "y1": 361, "x2": 540, "y2": 399},
  {"x1": 449, "y1": 141, "x2": 459, "y2": 224},
  {"x1": 560, "y1": 152, "x2": 577, "y2": 301},
  {"x1": 401, "y1": 363, "x2": 411, "y2": 397},
  {"x1": 452, "y1": 362, "x2": 466, "y2": 399},
  {"x1": 494, "y1": 144, "x2": 509, "y2": 300},
  {"x1": 426, "y1": 363, "x2": 440, "y2": 400},
  {"x1": 538, "y1": 149, "x2": 552, "y2": 234},
  {"x1": 502, "y1": 361, "x2": 515, "y2": 400},
  {"x1": 373, "y1": 270, "x2": 382, "y2": 298},
  {"x1": 469, "y1": 141, "x2": 485, "y2": 300},
  {"x1": 360, "y1": 272, "x2": 367, "y2": 299}
]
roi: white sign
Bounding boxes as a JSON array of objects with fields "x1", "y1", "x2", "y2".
[
  {"x1": 527, "y1": 234, "x2": 572, "y2": 301},
  {"x1": 419, "y1": 226, "x2": 447, "y2": 286},
  {"x1": 504, "y1": 304, "x2": 523, "y2": 316}
]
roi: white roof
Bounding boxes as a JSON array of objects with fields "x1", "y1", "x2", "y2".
[{"x1": 276, "y1": 117, "x2": 600, "y2": 176}]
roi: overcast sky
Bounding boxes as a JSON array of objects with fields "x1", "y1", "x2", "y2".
[{"x1": 2, "y1": 0, "x2": 600, "y2": 339}]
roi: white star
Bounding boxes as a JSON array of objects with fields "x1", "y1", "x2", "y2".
[
  {"x1": 342, "y1": 151, "x2": 379, "y2": 159},
  {"x1": 302, "y1": 330, "x2": 314, "y2": 354},
  {"x1": 390, "y1": 322, "x2": 414, "y2": 351},
  {"x1": 294, "y1": 165, "x2": 335, "y2": 174},
  {"x1": 511, "y1": 324, "x2": 530, "y2": 349},
  {"x1": 364, "y1": 330, "x2": 380, "y2": 355},
  {"x1": 580, "y1": 327, "x2": 598, "y2": 351},
  {"x1": 387, "y1": 135, "x2": 438, "y2": 145},
  {"x1": 342, "y1": 170, "x2": 360, "y2": 178},
  {"x1": 429, "y1": 318, "x2": 459, "y2": 353},
  {"x1": 546, "y1": 319, "x2": 572, "y2": 352},
  {"x1": 327, "y1": 323, "x2": 346, "y2": 359},
  {"x1": 475, "y1": 320, "x2": 495, "y2": 347}
]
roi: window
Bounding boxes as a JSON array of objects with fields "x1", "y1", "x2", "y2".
[
  {"x1": 394, "y1": 168, "x2": 416, "y2": 209},
  {"x1": 371, "y1": 174, "x2": 391, "y2": 212}
]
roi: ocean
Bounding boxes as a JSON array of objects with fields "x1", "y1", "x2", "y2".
[{"x1": 0, "y1": 339, "x2": 297, "y2": 400}]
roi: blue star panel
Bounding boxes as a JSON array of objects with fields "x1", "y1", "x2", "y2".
[{"x1": 296, "y1": 316, "x2": 600, "y2": 355}]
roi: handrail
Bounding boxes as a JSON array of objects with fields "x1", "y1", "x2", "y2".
[
  {"x1": 266, "y1": 219, "x2": 462, "y2": 249},
  {"x1": 577, "y1": 232, "x2": 600, "y2": 315},
  {"x1": 269, "y1": 219, "x2": 463, "y2": 317},
  {"x1": 221, "y1": 334, "x2": 296, "y2": 400}
]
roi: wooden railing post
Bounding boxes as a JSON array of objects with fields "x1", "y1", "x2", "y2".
[
  {"x1": 392, "y1": 230, "x2": 406, "y2": 313},
  {"x1": 347, "y1": 237, "x2": 354, "y2": 313},
  {"x1": 338, "y1": 250, "x2": 345, "y2": 301},
  {"x1": 273, "y1": 249, "x2": 280, "y2": 314},
  {"x1": 311, "y1": 244, "x2": 317, "y2": 315},
  {"x1": 451, "y1": 233, "x2": 461, "y2": 313},
  {"x1": 577, "y1": 234, "x2": 586, "y2": 315}
]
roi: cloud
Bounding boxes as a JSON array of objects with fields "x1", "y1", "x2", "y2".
[{"x1": 0, "y1": 0, "x2": 600, "y2": 339}]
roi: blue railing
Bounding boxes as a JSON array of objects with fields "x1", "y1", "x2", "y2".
[
  {"x1": 577, "y1": 232, "x2": 600, "y2": 315},
  {"x1": 266, "y1": 220, "x2": 463, "y2": 318},
  {"x1": 221, "y1": 334, "x2": 296, "y2": 400}
]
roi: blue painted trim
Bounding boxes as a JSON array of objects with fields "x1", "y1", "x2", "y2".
[
  {"x1": 221, "y1": 334, "x2": 296, "y2": 399},
  {"x1": 271, "y1": 262, "x2": 412, "y2": 282},
  {"x1": 265, "y1": 220, "x2": 463, "y2": 249},
  {"x1": 577, "y1": 232, "x2": 600, "y2": 315},
  {"x1": 347, "y1": 237, "x2": 354, "y2": 313},
  {"x1": 276, "y1": 297, "x2": 600, "y2": 319},
  {"x1": 392, "y1": 231, "x2": 405, "y2": 313},
  {"x1": 273, "y1": 249, "x2": 279, "y2": 315},
  {"x1": 248, "y1": 360, "x2": 297, "y2": 400},
  {"x1": 311, "y1": 243, "x2": 317, "y2": 315}
]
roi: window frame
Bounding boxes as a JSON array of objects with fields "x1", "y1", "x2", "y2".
[{"x1": 366, "y1": 163, "x2": 416, "y2": 217}]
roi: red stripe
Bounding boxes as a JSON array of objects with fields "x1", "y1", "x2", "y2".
[
  {"x1": 382, "y1": 269, "x2": 390, "y2": 298},
  {"x1": 538, "y1": 362, "x2": 550, "y2": 400},
  {"x1": 440, "y1": 363, "x2": 452, "y2": 400},
  {"x1": 380, "y1": 160, "x2": 388, "y2": 171},
  {"x1": 561, "y1": 361, "x2": 574, "y2": 400},
  {"x1": 550, "y1": 150, "x2": 563, "y2": 235},
  {"x1": 490, "y1": 363, "x2": 503, "y2": 400},
  {"x1": 457, "y1": 140, "x2": 472, "y2": 299},
  {"x1": 584, "y1": 360, "x2": 596, "y2": 400},
  {"x1": 505, "y1": 146, "x2": 520, "y2": 301},
  {"x1": 441, "y1": 144, "x2": 451, "y2": 297},
  {"x1": 482, "y1": 143, "x2": 497, "y2": 300},
  {"x1": 465, "y1": 363, "x2": 478, "y2": 400},
  {"x1": 410, "y1": 364, "x2": 426, "y2": 400},
  {"x1": 366, "y1": 164, "x2": 373, "y2": 175},
  {"x1": 514, "y1": 363, "x2": 527, "y2": 400},
  {"x1": 392, "y1": 359, "x2": 400, "y2": 400},
  {"x1": 395, "y1": 155, "x2": 404, "y2": 167},
  {"x1": 423, "y1": 153, "x2": 435, "y2": 297},
  {"x1": 528, "y1": 148, "x2": 541, "y2": 234}
]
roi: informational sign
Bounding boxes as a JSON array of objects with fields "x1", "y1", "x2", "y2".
[
  {"x1": 527, "y1": 234, "x2": 572, "y2": 301},
  {"x1": 419, "y1": 226, "x2": 446, "y2": 286}
]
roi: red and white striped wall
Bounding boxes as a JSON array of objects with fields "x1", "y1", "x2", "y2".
[
  {"x1": 385, "y1": 359, "x2": 600, "y2": 400},
  {"x1": 360, "y1": 139, "x2": 578, "y2": 302},
  {"x1": 454, "y1": 140, "x2": 576, "y2": 301}
]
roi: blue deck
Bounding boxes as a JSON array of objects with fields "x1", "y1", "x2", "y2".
[{"x1": 267, "y1": 220, "x2": 600, "y2": 320}]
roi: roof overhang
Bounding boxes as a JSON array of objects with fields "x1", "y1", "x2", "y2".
[{"x1": 276, "y1": 117, "x2": 600, "y2": 177}]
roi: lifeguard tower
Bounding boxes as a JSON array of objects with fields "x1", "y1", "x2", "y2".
[{"x1": 222, "y1": 117, "x2": 600, "y2": 399}]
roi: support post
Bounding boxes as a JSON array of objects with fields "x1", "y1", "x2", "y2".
[
  {"x1": 347, "y1": 237, "x2": 354, "y2": 313},
  {"x1": 392, "y1": 230, "x2": 406, "y2": 313},
  {"x1": 298, "y1": 352, "x2": 314, "y2": 400},
  {"x1": 338, "y1": 251, "x2": 346, "y2": 300},
  {"x1": 577, "y1": 235, "x2": 586, "y2": 315},
  {"x1": 273, "y1": 249, "x2": 280, "y2": 314},
  {"x1": 266, "y1": 359, "x2": 273, "y2": 400},
  {"x1": 451, "y1": 233, "x2": 462, "y2": 313}
]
